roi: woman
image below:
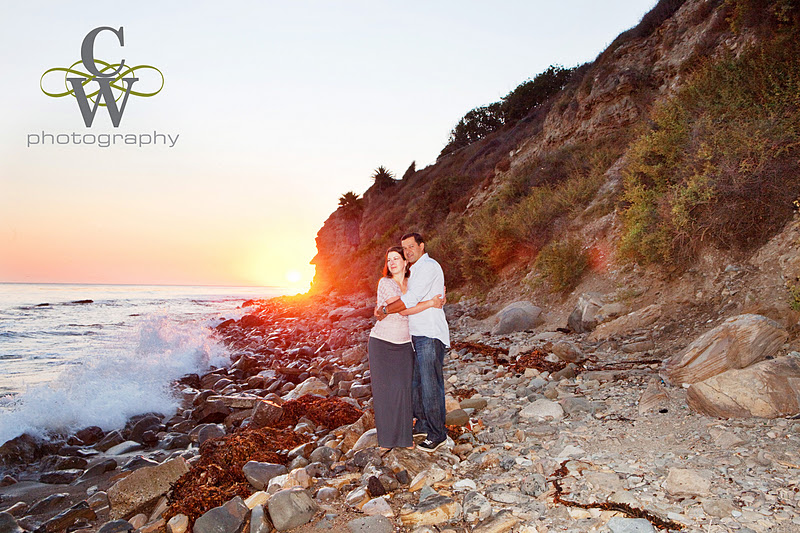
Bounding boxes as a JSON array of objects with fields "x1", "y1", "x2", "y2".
[{"x1": 368, "y1": 246, "x2": 443, "y2": 449}]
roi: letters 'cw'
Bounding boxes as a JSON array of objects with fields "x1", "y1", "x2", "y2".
[{"x1": 40, "y1": 26, "x2": 163, "y2": 127}]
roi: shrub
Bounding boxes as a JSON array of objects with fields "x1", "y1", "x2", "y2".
[
  {"x1": 620, "y1": 31, "x2": 800, "y2": 266},
  {"x1": 535, "y1": 238, "x2": 589, "y2": 293}
]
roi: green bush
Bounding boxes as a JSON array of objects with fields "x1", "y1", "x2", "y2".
[
  {"x1": 535, "y1": 238, "x2": 589, "y2": 293},
  {"x1": 620, "y1": 31, "x2": 800, "y2": 265}
]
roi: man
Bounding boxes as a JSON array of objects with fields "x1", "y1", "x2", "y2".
[{"x1": 377, "y1": 232, "x2": 450, "y2": 452}]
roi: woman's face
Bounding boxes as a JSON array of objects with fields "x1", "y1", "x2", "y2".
[{"x1": 386, "y1": 251, "x2": 407, "y2": 276}]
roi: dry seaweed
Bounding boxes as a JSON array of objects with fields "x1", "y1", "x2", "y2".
[
  {"x1": 511, "y1": 349, "x2": 567, "y2": 374},
  {"x1": 452, "y1": 388, "x2": 477, "y2": 401},
  {"x1": 452, "y1": 341, "x2": 509, "y2": 365},
  {"x1": 550, "y1": 461, "x2": 684, "y2": 530},
  {"x1": 276, "y1": 394, "x2": 363, "y2": 430},
  {"x1": 165, "y1": 427, "x2": 308, "y2": 524}
]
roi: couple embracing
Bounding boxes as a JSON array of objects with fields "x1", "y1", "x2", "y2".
[{"x1": 367, "y1": 232, "x2": 450, "y2": 452}]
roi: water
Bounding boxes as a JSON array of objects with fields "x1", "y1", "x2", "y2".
[{"x1": 0, "y1": 283, "x2": 290, "y2": 445}]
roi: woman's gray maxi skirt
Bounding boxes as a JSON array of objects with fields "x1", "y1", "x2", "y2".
[{"x1": 367, "y1": 336, "x2": 414, "y2": 448}]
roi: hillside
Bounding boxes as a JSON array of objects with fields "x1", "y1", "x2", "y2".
[{"x1": 309, "y1": 0, "x2": 800, "y2": 340}]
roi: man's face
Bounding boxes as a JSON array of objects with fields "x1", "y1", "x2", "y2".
[{"x1": 401, "y1": 237, "x2": 424, "y2": 264}]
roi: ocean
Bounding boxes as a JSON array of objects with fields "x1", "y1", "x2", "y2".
[{"x1": 0, "y1": 283, "x2": 290, "y2": 446}]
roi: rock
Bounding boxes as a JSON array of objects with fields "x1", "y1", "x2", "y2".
[
  {"x1": 344, "y1": 487, "x2": 370, "y2": 509},
  {"x1": 0, "y1": 433, "x2": 55, "y2": 466},
  {"x1": 350, "y1": 385, "x2": 372, "y2": 399},
  {"x1": 445, "y1": 409, "x2": 469, "y2": 426},
  {"x1": 193, "y1": 496, "x2": 249, "y2": 533},
  {"x1": 39, "y1": 469, "x2": 83, "y2": 484},
  {"x1": 567, "y1": 293, "x2": 605, "y2": 333},
  {"x1": 589, "y1": 304, "x2": 662, "y2": 342},
  {"x1": 283, "y1": 377, "x2": 331, "y2": 401},
  {"x1": 105, "y1": 441, "x2": 144, "y2": 455},
  {"x1": 35, "y1": 501, "x2": 96, "y2": 533},
  {"x1": 551, "y1": 341, "x2": 585, "y2": 363},
  {"x1": 663, "y1": 468, "x2": 711, "y2": 497},
  {"x1": 2, "y1": 503, "x2": 26, "y2": 518},
  {"x1": 75, "y1": 426, "x2": 104, "y2": 445},
  {"x1": 250, "y1": 401, "x2": 284, "y2": 429},
  {"x1": 399, "y1": 494, "x2": 460, "y2": 527},
  {"x1": 193, "y1": 400, "x2": 232, "y2": 424},
  {"x1": 367, "y1": 476, "x2": 386, "y2": 498},
  {"x1": 687, "y1": 355, "x2": 800, "y2": 418},
  {"x1": 315, "y1": 487, "x2": 339, "y2": 503},
  {"x1": 28, "y1": 493, "x2": 71, "y2": 516},
  {"x1": 308, "y1": 446, "x2": 341, "y2": 465},
  {"x1": 352, "y1": 429, "x2": 379, "y2": 452},
  {"x1": 107, "y1": 457, "x2": 190, "y2": 519},
  {"x1": 249, "y1": 505, "x2": 272, "y2": 533},
  {"x1": 491, "y1": 301, "x2": 543, "y2": 335},
  {"x1": 519, "y1": 399, "x2": 564, "y2": 421},
  {"x1": 161, "y1": 433, "x2": 191, "y2": 450},
  {"x1": 637, "y1": 377, "x2": 670, "y2": 415},
  {"x1": 334, "y1": 411, "x2": 375, "y2": 452},
  {"x1": 129, "y1": 512, "x2": 147, "y2": 528},
  {"x1": 0, "y1": 513, "x2": 23, "y2": 533},
  {"x1": 97, "y1": 519, "x2": 134, "y2": 533},
  {"x1": 267, "y1": 488, "x2": 318, "y2": 531},
  {"x1": 138, "y1": 518, "x2": 165, "y2": 533},
  {"x1": 242, "y1": 462, "x2": 288, "y2": 490},
  {"x1": 605, "y1": 517, "x2": 656, "y2": 533},
  {"x1": 701, "y1": 498, "x2": 737, "y2": 518},
  {"x1": 472, "y1": 509, "x2": 519, "y2": 533},
  {"x1": 346, "y1": 516, "x2": 394, "y2": 533},
  {"x1": 94, "y1": 430, "x2": 125, "y2": 452},
  {"x1": 0, "y1": 475, "x2": 17, "y2": 487},
  {"x1": 459, "y1": 397, "x2": 487, "y2": 410},
  {"x1": 197, "y1": 424, "x2": 226, "y2": 445},
  {"x1": 664, "y1": 314, "x2": 789, "y2": 385},
  {"x1": 167, "y1": 514, "x2": 189, "y2": 533},
  {"x1": 244, "y1": 492, "x2": 270, "y2": 510},
  {"x1": 462, "y1": 491, "x2": 492, "y2": 523},
  {"x1": 79, "y1": 458, "x2": 118, "y2": 480},
  {"x1": 409, "y1": 467, "x2": 447, "y2": 492},
  {"x1": 129, "y1": 415, "x2": 162, "y2": 443},
  {"x1": 361, "y1": 496, "x2": 393, "y2": 517},
  {"x1": 87, "y1": 491, "x2": 110, "y2": 511},
  {"x1": 520, "y1": 474, "x2": 547, "y2": 497}
]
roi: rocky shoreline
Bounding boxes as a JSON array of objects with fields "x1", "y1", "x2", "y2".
[{"x1": 1, "y1": 292, "x2": 799, "y2": 533}]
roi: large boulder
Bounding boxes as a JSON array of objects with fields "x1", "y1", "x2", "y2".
[
  {"x1": 687, "y1": 355, "x2": 800, "y2": 418},
  {"x1": 107, "y1": 457, "x2": 189, "y2": 519},
  {"x1": 193, "y1": 496, "x2": 249, "y2": 533},
  {"x1": 267, "y1": 488, "x2": 318, "y2": 531},
  {"x1": 664, "y1": 314, "x2": 788, "y2": 385},
  {"x1": 567, "y1": 293, "x2": 605, "y2": 333},
  {"x1": 490, "y1": 302, "x2": 543, "y2": 335},
  {"x1": 589, "y1": 304, "x2": 662, "y2": 342}
]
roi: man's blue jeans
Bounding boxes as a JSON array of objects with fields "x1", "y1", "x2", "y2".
[{"x1": 411, "y1": 335, "x2": 447, "y2": 443}]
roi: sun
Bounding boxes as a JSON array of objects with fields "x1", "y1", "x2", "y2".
[{"x1": 286, "y1": 270, "x2": 302, "y2": 284}]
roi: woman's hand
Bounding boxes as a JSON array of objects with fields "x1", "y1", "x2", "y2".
[{"x1": 432, "y1": 294, "x2": 445, "y2": 308}]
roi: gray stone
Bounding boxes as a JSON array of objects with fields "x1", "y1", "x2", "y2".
[
  {"x1": 94, "y1": 430, "x2": 125, "y2": 452},
  {"x1": 242, "y1": 461, "x2": 288, "y2": 491},
  {"x1": 105, "y1": 441, "x2": 144, "y2": 455},
  {"x1": 193, "y1": 496, "x2": 249, "y2": 533},
  {"x1": 197, "y1": 424, "x2": 226, "y2": 445},
  {"x1": 472, "y1": 509, "x2": 519, "y2": 533},
  {"x1": 35, "y1": 501, "x2": 96, "y2": 533},
  {"x1": 39, "y1": 469, "x2": 83, "y2": 484},
  {"x1": 284, "y1": 377, "x2": 331, "y2": 401},
  {"x1": 97, "y1": 519, "x2": 134, "y2": 533},
  {"x1": 462, "y1": 491, "x2": 492, "y2": 523},
  {"x1": 445, "y1": 409, "x2": 469, "y2": 426},
  {"x1": 250, "y1": 401, "x2": 284, "y2": 429},
  {"x1": 459, "y1": 397, "x2": 487, "y2": 410},
  {"x1": 561, "y1": 397, "x2": 596, "y2": 416},
  {"x1": 491, "y1": 301, "x2": 543, "y2": 335},
  {"x1": 28, "y1": 493, "x2": 71, "y2": 516},
  {"x1": 519, "y1": 399, "x2": 563, "y2": 421},
  {"x1": 308, "y1": 446, "x2": 341, "y2": 465},
  {"x1": 79, "y1": 458, "x2": 118, "y2": 480},
  {"x1": 315, "y1": 487, "x2": 339, "y2": 503},
  {"x1": 107, "y1": 457, "x2": 190, "y2": 519},
  {"x1": 267, "y1": 488, "x2": 318, "y2": 531},
  {"x1": 346, "y1": 516, "x2": 393, "y2": 533},
  {"x1": 350, "y1": 385, "x2": 371, "y2": 399},
  {"x1": 520, "y1": 473, "x2": 547, "y2": 497},
  {"x1": 663, "y1": 468, "x2": 711, "y2": 497},
  {"x1": 567, "y1": 293, "x2": 605, "y2": 333},
  {"x1": 0, "y1": 512, "x2": 23, "y2": 533},
  {"x1": 605, "y1": 517, "x2": 656, "y2": 533},
  {"x1": 399, "y1": 494, "x2": 460, "y2": 527},
  {"x1": 249, "y1": 505, "x2": 272, "y2": 533},
  {"x1": 551, "y1": 340, "x2": 585, "y2": 363}
]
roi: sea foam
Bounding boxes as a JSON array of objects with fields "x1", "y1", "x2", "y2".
[{"x1": 0, "y1": 314, "x2": 229, "y2": 446}]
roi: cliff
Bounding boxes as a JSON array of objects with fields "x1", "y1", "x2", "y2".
[{"x1": 310, "y1": 0, "x2": 800, "y2": 322}]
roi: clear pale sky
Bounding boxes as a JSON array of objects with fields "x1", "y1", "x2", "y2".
[{"x1": 0, "y1": 0, "x2": 656, "y2": 290}]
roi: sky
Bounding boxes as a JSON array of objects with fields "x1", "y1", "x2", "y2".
[{"x1": 0, "y1": 0, "x2": 657, "y2": 290}]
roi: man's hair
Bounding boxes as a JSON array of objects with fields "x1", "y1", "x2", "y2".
[{"x1": 401, "y1": 232, "x2": 424, "y2": 245}]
